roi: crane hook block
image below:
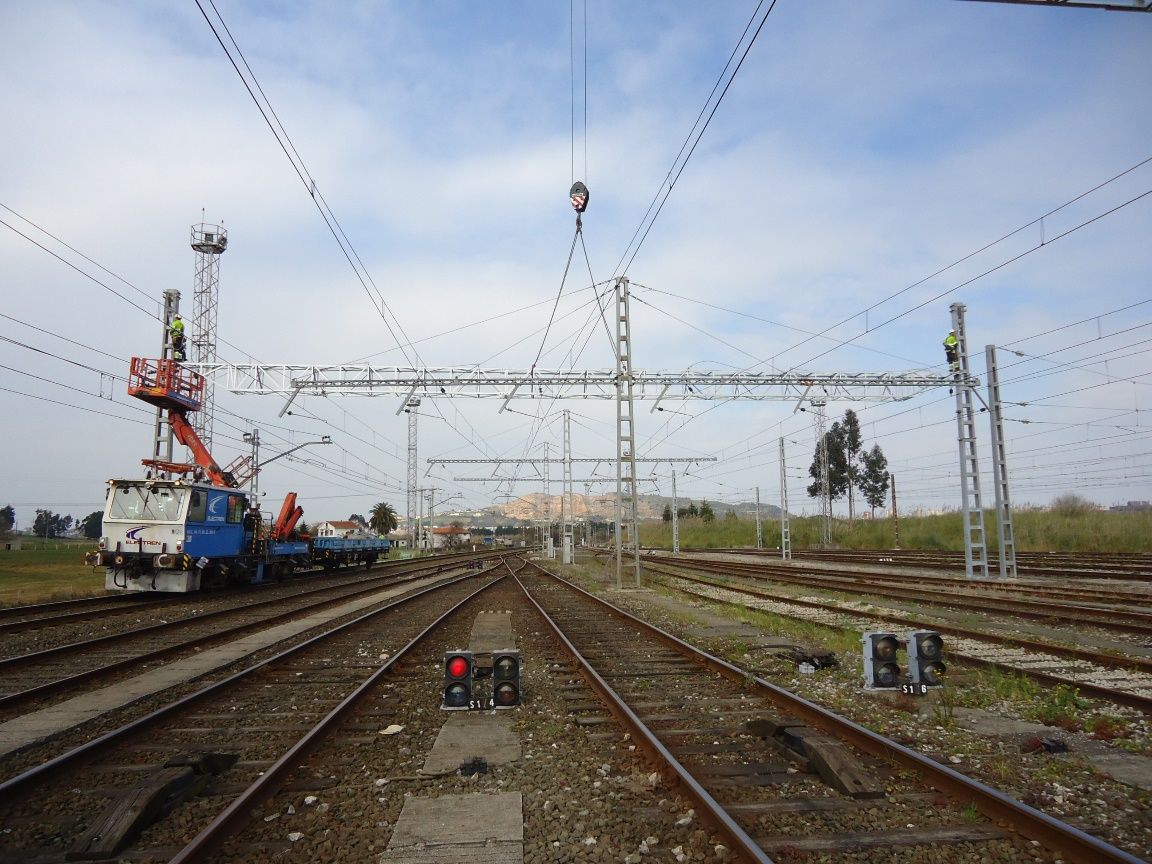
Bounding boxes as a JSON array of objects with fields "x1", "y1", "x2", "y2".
[{"x1": 569, "y1": 181, "x2": 589, "y2": 213}]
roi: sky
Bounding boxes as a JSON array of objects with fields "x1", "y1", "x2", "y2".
[{"x1": 1, "y1": 0, "x2": 1150, "y2": 533}]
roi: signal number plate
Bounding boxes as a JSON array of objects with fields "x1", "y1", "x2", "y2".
[
  {"x1": 900, "y1": 684, "x2": 930, "y2": 696},
  {"x1": 468, "y1": 698, "x2": 494, "y2": 710}
]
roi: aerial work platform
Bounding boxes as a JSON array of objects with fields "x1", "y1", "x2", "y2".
[{"x1": 127, "y1": 357, "x2": 204, "y2": 412}]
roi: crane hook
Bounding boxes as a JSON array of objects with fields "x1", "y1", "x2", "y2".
[{"x1": 569, "y1": 181, "x2": 589, "y2": 213}]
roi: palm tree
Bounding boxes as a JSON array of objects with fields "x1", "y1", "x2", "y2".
[{"x1": 370, "y1": 501, "x2": 399, "y2": 536}]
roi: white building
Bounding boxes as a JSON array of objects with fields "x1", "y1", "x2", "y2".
[
  {"x1": 314, "y1": 520, "x2": 375, "y2": 539},
  {"x1": 429, "y1": 525, "x2": 471, "y2": 550}
]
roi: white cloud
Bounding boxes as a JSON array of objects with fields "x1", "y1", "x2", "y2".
[{"x1": 1, "y1": 0, "x2": 1149, "y2": 532}]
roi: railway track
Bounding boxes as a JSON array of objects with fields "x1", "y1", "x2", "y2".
[
  {"x1": 635, "y1": 557, "x2": 1152, "y2": 714},
  {"x1": 0, "y1": 568, "x2": 497, "y2": 862},
  {"x1": 670, "y1": 549, "x2": 1152, "y2": 609},
  {"x1": 0, "y1": 555, "x2": 1146, "y2": 862},
  {"x1": 638, "y1": 556, "x2": 1152, "y2": 713},
  {"x1": 0, "y1": 551, "x2": 501, "y2": 655},
  {"x1": 649, "y1": 554, "x2": 1152, "y2": 638},
  {"x1": 0, "y1": 593, "x2": 185, "y2": 637},
  {"x1": 514, "y1": 560, "x2": 1143, "y2": 863},
  {"x1": 0, "y1": 557, "x2": 494, "y2": 718},
  {"x1": 711, "y1": 548, "x2": 1152, "y2": 581}
]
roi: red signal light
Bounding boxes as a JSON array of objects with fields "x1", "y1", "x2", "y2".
[{"x1": 447, "y1": 655, "x2": 470, "y2": 678}]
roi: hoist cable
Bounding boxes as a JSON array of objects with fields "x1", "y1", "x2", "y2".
[
  {"x1": 531, "y1": 226, "x2": 582, "y2": 373},
  {"x1": 579, "y1": 231, "x2": 618, "y2": 362}
]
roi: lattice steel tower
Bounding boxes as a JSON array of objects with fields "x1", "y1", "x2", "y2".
[
  {"x1": 614, "y1": 277, "x2": 641, "y2": 589},
  {"x1": 951, "y1": 302, "x2": 990, "y2": 579},
  {"x1": 190, "y1": 222, "x2": 227, "y2": 451},
  {"x1": 405, "y1": 398, "x2": 420, "y2": 552}
]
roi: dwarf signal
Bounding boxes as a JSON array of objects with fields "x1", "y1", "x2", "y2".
[
  {"x1": 492, "y1": 650, "x2": 521, "y2": 708},
  {"x1": 862, "y1": 631, "x2": 946, "y2": 691},
  {"x1": 862, "y1": 632, "x2": 901, "y2": 689},
  {"x1": 908, "y1": 631, "x2": 946, "y2": 686},
  {"x1": 442, "y1": 651, "x2": 474, "y2": 709}
]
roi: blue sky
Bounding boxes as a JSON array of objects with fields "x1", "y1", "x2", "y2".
[{"x1": 2, "y1": 1, "x2": 1150, "y2": 531}]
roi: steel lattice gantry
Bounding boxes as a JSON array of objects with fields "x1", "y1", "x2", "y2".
[
  {"x1": 186, "y1": 365, "x2": 958, "y2": 402},
  {"x1": 190, "y1": 362, "x2": 974, "y2": 582}
]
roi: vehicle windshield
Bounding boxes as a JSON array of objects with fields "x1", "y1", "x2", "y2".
[{"x1": 107, "y1": 483, "x2": 188, "y2": 522}]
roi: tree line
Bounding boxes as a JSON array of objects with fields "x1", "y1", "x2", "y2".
[
  {"x1": 0, "y1": 506, "x2": 105, "y2": 539},
  {"x1": 806, "y1": 408, "x2": 890, "y2": 517},
  {"x1": 662, "y1": 501, "x2": 718, "y2": 522}
]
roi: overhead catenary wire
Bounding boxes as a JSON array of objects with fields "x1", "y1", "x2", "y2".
[
  {"x1": 613, "y1": 0, "x2": 780, "y2": 278},
  {"x1": 0, "y1": 203, "x2": 159, "y2": 307},
  {"x1": 673, "y1": 308, "x2": 1152, "y2": 501},
  {"x1": 194, "y1": 0, "x2": 417, "y2": 369},
  {"x1": 196, "y1": 0, "x2": 523, "y2": 498},
  {"x1": 642, "y1": 181, "x2": 1152, "y2": 463},
  {"x1": 7, "y1": 11, "x2": 1149, "y2": 518},
  {"x1": 1, "y1": 218, "x2": 160, "y2": 320},
  {"x1": 763, "y1": 156, "x2": 1152, "y2": 373}
]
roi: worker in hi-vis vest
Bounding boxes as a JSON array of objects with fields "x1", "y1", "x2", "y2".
[
  {"x1": 943, "y1": 329, "x2": 959, "y2": 373},
  {"x1": 170, "y1": 314, "x2": 186, "y2": 361}
]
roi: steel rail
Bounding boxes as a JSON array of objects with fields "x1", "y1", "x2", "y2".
[
  {"x1": 0, "y1": 561, "x2": 482, "y2": 712},
  {"x1": 642, "y1": 559, "x2": 1152, "y2": 713},
  {"x1": 659, "y1": 555, "x2": 1152, "y2": 636},
  {"x1": 526, "y1": 561, "x2": 1145, "y2": 864},
  {"x1": 0, "y1": 568, "x2": 486, "y2": 797},
  {"x1": 511, "y1": 560, "x2": 775, "y2": 864},
  {"x1": 786, "y1": 549, "x2": 1152, "y2": 580},
  {"x1": 682, "y1": 549, "x2": 1152, "y2": 605},
  {"x1": 165, "y1": 573, "x2": 507, "y2": 864},
  {"x1": 0, "y1": 595, "x2": 147, "y2": 621},
  {"x1": 0, "y1": 595, "x2": 186, "y2": 635},
  {"x1": 1, "y1": 549, "x2": 499, "y2": 661}
]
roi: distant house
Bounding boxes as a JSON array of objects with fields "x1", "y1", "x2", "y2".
[
  {"x1": 430, "y1": 525, "x2": 471, "y2": 550},
  {"x1": 314, "y1": 520, "x2": 375, "y2": 539}
]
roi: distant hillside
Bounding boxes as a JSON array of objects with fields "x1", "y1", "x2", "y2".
[{"x1": 452, "y1": 493, "x2": 782, "y2": 524}]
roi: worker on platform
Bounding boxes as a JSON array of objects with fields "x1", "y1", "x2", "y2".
[
  {"x1": 170, "y1": 314, "x2": 186, "y2": 361},
  {"x1": 943, "y1": 329, "x2": 959, "y2": 374}
]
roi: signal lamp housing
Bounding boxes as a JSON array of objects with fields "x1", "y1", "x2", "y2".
[
  {"x1": 491, "y1": 649, "x2": 521, "y2": 708},
  {"x1": 908, "y1": 631, "x2": 946, "y2": 687},
  {"x1": 862, "y1": 631, "x2": 902, "y2": 689},
  {"x1": 442, "y1": 650, "x2": 474, "y2": 709}
]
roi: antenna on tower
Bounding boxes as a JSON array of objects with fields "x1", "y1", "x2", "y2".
[{"x1": 190, "y1": 220, "x2": 227, "y2": 451}]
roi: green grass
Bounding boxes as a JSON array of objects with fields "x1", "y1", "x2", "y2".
[
  {"x1": 0, "y1": 539, "x2": 106, "y2": 605},
  {"x1": 641, "y1": 508, "x2": 1152, "y2": 553}
]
